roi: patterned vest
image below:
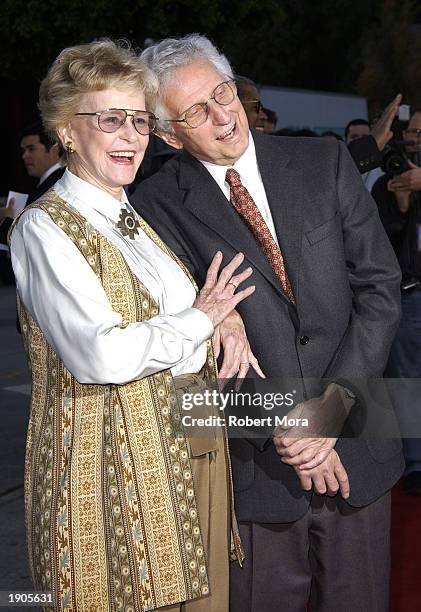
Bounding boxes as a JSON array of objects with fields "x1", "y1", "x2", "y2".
[{"x1": 13, "y1": 190, "x2": 236, "y2": 611}]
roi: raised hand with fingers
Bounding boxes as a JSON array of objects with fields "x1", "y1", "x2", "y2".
[
  {"x1": 371, "y1": 93, "x2": 402, "y2": 152},
  {"x1": 193, "y1": 251, "x2": 255, "y2": 328}
]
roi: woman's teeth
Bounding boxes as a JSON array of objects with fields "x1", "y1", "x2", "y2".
[{"x1": 109, "y1": 151, "x2": 135, "y2": 158}]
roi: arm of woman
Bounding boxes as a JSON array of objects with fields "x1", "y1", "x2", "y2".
[{"x1": 11, "y1": 209, "x2": 214, "y2": 385}]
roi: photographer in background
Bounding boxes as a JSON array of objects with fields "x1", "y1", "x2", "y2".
[
  {"x1": 345, "y1": 94, "x2": 402, "y2": 191},
  {"x1": 372, "y1": 108, "x2": 421, "y2": 495}
]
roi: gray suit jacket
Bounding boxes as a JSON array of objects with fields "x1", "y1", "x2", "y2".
[{"x1": 131, "y1": 132, "x2": 404, "y2": 522}]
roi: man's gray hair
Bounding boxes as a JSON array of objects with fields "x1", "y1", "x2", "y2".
[{"x1": 140, "y1": 34, "x2": 234, "y2": 134}]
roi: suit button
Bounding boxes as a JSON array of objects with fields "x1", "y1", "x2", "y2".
[{"x1": 299, "y1": 335, "x2": 309, "y2": 345}]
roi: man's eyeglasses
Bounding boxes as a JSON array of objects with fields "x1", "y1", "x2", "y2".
[
  {"x1": 241, "y1": 100, "x2": 263, "y2": 114},
  {"x1": 164, "y1": 80, "x2": 237, "y2": 129},
  {"x1": 74, "y1": 108, "x2": 157, "y2": 135}
]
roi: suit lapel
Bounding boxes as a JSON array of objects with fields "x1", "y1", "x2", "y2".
[
  {"x1": 253, "y1": 132, "x2": 303, "y2": 302},
  {"x1": 26, "y1": 167, "x2": 65, "y2": 206},
  {"x1": 178, "y1": 151, "x2": 290, "y2": 301}
]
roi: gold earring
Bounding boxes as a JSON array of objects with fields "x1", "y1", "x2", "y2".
[{"x1": 65, "y1": 141, "x2": 75, "y2": 154}]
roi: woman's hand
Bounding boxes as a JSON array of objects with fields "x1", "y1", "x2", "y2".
[
  {"x1": 193, "y1": 251, "x2": 255, "y2": 328},
  {"x1": 213, "y1": 310, "x2": 265, "y2": 382}
]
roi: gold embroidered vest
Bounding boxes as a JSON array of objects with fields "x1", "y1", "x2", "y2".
[{"x1": 13, "y1": 190, "x2": 232, "y2": 611}]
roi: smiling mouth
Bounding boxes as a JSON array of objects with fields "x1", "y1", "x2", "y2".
[
  {"x1": 216, "y1": 123, "x2": 236, "y2": 141},
  {"x1": 108, "y1": 151, "x2": 136, "y2": 163}
]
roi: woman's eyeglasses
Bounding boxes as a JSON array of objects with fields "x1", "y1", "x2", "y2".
[{"x1": 74, "y1": 108, "x2": 157, "y2": 135}]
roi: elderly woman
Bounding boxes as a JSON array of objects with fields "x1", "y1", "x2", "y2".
[{"x1": 9, "y1": 40, "x2": 253, "y2": 612}]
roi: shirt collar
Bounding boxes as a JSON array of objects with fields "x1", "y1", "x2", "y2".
[
  {"x1": 54, "y1": 169, "x2": 129, "y2": 223},
  {"x1": 38, "y1": 161, "x2": 63, "y2": 186},
  {"x1": 200, "y1": 131, "x2": 258, "y2": 189}
]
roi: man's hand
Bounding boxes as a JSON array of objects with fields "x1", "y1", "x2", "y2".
[
  {"x1": 0, "y1": 197, "x2": 15, "y2": 219},
  {"x1": 294, "y1": 449, "x2": 350, "y2": 499},
  {"x1": 214, "y1": 310, "x2": 265, "y2": 385},
  {"x1": 273, "y1": 383, "x2": 355, "y2": 469},
  {"x1": 388, "y1": 161, "x2": 421, "y2": 193},
  {"x1": 371, "y1": 93, "x2": 402, "y2": 152},
  {"x1": 274, "y1": 436, "x2": 338, "y2": 470},
  {"x1": 387, "y1": 178, "x2": 412, "y2": 214}
]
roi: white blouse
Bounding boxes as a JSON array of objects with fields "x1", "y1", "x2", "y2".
[{"x1": 10, "y1": 170, "x2": 213, "y2": 384}]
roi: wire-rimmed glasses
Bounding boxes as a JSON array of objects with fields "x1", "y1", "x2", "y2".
[
  {"x1": 74, "y1": 108, "x2": 157, "y2": 135},
  {"x1": 164, "y1": 79, "x2": 237, "y2": 128}
]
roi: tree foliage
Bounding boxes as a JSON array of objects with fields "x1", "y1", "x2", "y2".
[
  {"x1": 357, "y1": 0, "x2": 421, "y2": 112},
  {"x1": 0, "y1": 0, "x2": 379, "y2": 88},
  {"x1": 0, "y1": 0, "x2": 421, "y2": 106}
]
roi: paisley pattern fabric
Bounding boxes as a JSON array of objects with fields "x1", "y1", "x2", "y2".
[
  {"x1": 15, "y1": 190, "x2": 225, "y2": 611},
  {"x1": 225, "y1": 168, "x2": 295, "y2": 303}
]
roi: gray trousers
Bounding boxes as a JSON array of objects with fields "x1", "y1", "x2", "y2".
[{"x1": 230, "y1": 491, "x2": 391, "y2": 612}]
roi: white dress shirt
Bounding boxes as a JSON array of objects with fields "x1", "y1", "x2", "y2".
[
  {"x1": 38, "y1": 161, "x2": 64, "y2": 186},
  {"x1": 200, "y1": 132, "x2": 280, "y2": 244},
  {"x1": 10, "y1": 170, "x2": 213, "y2": 384}
]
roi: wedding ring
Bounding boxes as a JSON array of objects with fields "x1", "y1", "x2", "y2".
[{"x1": 227, "y1": 281, "x2": 237, "y2": 292}]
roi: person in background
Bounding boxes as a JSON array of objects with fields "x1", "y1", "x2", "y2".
[
  {"x1": 257, "y1": 107, "x2": 277, "y2": 133},
  {"x1": 0, "y1": 120, "x2": 65, "y2": 280},
  {"x1": 345, "y1": 117, "x2": 384, "y2": 191},
  {"x1": 346, "y1": 94, "x2": 402, "y2": 187},
  {"x1": 9, "y1": 39, "x2": 255, "y2": 611},
  {"x1": 320, "y1": 130, "x2": 343, "y2": 141},
  {"x1": 345, "y1": 118, "x2": 371, "y2": 143},
  {"x1": 20, "y1": 119, "x2": 65, "y2": 201},
  {"x1": 235, "y1": 75, "x2": 267, "y2": 129},
  {"x1": 372, "y1": 107, "x2": 421, "y2": 496}
]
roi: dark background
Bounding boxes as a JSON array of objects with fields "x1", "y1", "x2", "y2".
[{"x1": 1, "y1": 0, "x2": 421, "y2": 195}]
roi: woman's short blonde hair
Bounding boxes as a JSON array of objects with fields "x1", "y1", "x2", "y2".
[{"x1": 39, "y1": 39, "x2": 158, "y2": 141}]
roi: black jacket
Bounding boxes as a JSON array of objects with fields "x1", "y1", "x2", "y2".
[{"x1": 131, "y1": 132, "x2": 403, "y2": 521}]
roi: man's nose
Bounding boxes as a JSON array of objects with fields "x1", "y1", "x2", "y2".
[{"x1": 208, "y1": 100, "x2": 231, "y2": 124}]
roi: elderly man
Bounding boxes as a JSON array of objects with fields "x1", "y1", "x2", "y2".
[{"x1": 131, "y1": 35, "x2": 403, "y2": 611}]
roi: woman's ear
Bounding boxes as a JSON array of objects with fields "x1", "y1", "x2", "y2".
[
  {"x1": 57, "y1": 124, "x2": 72, "y2": 149},
  {"x1": 155, "y1": 129, "x2": 183, "y2": 150}
]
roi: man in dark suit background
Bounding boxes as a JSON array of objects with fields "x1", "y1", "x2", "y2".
[
  {"x1": 20, "y1": 119, "x2": 65, "y2": 205},
  {"x1": 131, "y1": 35, "x2": 404, "y2": 611},
  {"x1": 1, "y1": 120, "x2": 64, "y2": 243},
  {"x1": 0, "y1": 119, "x2": 64, "y2": 287}
]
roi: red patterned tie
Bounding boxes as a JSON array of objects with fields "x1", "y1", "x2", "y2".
[{"x1": 225, "y1": 168, "x2": 295, "y2": 303}]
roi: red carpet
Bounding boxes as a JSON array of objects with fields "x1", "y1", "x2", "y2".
[{"x1": 390, "y1": 481, "x2": 421, "y2": 610}]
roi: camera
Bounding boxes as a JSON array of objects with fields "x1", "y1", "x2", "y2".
[
  {"x1": 382, "y1": 141, "x2": 421, "y2": 177},
  {"x1": 382, "y1": 141, "x2": 410, "y2": 177}
]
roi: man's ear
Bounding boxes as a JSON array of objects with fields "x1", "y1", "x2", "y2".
[{"x1": 155, "y1": 129, "x2": 183, "y2": 150}]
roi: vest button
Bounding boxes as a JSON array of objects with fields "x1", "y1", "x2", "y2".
[{"x1": 299, "y1": 335, "x2": 310, "y2": 345}]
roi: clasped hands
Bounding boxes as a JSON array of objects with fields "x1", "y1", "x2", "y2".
[{"x1": 273, "y1": 384, "x2": 355, "y2": 499}]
